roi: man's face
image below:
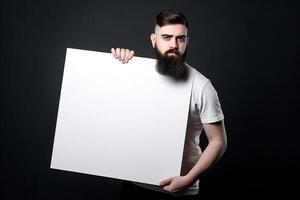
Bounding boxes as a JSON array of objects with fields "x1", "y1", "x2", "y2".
[
  {"x1": 150, "y1": 24, "x2": 188, "y2": 78},
  {"x1": 150, "y1": 24, "x2": 188, "y2": 58}
]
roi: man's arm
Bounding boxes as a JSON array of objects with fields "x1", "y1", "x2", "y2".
[{"x1": 160, "y1": 120, "x2": 227, "y2": 193}]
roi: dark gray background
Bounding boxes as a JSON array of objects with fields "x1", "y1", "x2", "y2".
[{"x1": 1, "y1": 0, "x2": 299, "y2": 199}]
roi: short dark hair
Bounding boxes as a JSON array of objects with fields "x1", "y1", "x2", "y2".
[{"x1": 155, "y1": 9, "x2": 188, "y2": 28}]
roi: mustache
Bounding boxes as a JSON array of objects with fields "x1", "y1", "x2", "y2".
[{"x1": 164, "y1": 49, "x2": 180, "y2": 56}]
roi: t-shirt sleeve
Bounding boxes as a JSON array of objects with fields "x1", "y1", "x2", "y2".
[{"x1": 198, "y1": 80, "x2": 224, "y2": 123}]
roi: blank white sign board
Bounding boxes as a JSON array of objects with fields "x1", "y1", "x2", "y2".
[{"x1": 51, "y1": 48, "x2": 194, "y2": 185}]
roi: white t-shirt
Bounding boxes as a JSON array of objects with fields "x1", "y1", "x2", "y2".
[{"x1": 132, "y1": 64, "x2": 224, "y2": 196}]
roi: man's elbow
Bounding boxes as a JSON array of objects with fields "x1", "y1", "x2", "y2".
[
  {"x1": 221, "y1": 140, "x2": 227, "y2": 156},
  {"x1": 216, "y1": 138, "x2": 227, "y2": 157}
]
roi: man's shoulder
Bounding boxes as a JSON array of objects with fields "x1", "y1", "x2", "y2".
[{"x1": 185, "y1": 63, "x2": 210, "y2": 86}]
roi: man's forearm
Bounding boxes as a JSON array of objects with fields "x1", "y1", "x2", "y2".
[{"x1": 186, "y1": 140, "x2": 226, "y2": 183}]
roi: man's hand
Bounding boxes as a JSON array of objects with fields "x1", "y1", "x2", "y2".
[
  {"x1": 159, "y1": 175, "x2": 194, "y2": 193},
  {"x1": 111, "y1": 48, "x2": 134, "y2": 64}
]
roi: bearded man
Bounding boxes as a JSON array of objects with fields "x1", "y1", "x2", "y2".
[{"x1": 111, "y1": 9, "x2": 227, "y2": 200}]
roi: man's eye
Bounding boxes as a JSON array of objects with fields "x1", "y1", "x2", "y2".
[
  {"x1": 177, "y1": 37, "x2": 186, "y2": 43},
  {"x1": 162, "y1": 36, "x2": 171, "y2": 41}
]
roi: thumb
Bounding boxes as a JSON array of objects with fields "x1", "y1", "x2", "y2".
[{"x1": 159, "y1": 177, "x2": 173, "y2": 186}]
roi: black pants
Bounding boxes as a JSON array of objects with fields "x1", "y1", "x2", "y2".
[{"x1": 121, "y1": 181, "x2": 200, "y2": 200}]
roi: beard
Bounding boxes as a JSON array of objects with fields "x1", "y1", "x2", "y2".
[{"x1": 154, "y1": 46, "x2": 187, "y2": 79}]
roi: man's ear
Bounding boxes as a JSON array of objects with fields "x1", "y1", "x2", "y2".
[{"x1": 150, "y1": 33, "x2": 156, "y2": 48}]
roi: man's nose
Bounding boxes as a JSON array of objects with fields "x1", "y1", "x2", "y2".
[{"x1": 169, "y1": 38, "x2": 178, "y2": 49}]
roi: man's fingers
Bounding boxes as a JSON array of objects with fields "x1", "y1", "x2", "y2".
[
  {"x1": 111, "y1": 48, "x2": 117, "y2": 58},
  {"x1": 128, "y1": 50, "x2": 134, "y2": 60},
  {"x1": 124, "y1": 49, "x2": 130, "y2": 63},
  {"x1": 163, "y1": 185, "x2": 178, "y2": 193},
  {"x1": 116, "y1": 48, "x2": 121, "y2": 59},
  {"x1": 120, "y1": 48, "x2": 125, "y2": 63},
  {"x1": 111, "y1": 48, "x2": 135, "y2": 63},
  {"x1": 163, "y1": 185, "x2": 174, "y2": 192}
]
